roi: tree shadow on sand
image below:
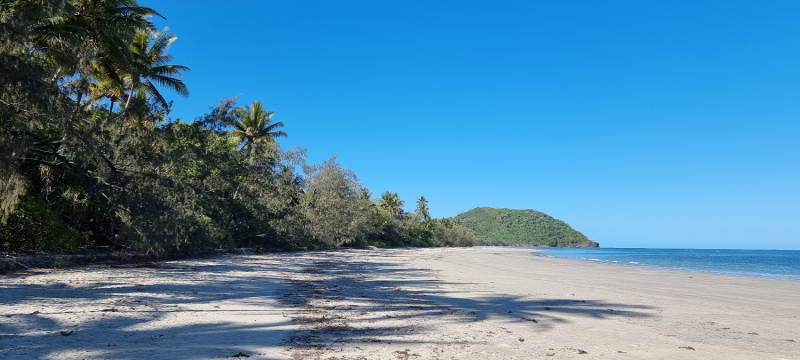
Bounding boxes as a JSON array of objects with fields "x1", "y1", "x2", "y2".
[
  {"x1": 278, "y1": 250, "x2": 656, "y2": 358},
  {"x1": 0, "y1": 250, "x2": 656, "y2": 359},
  {"x1": 0, "y1": 255, "x2": 304, "y2": 359}
]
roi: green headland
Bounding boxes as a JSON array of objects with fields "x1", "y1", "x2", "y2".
[{"x1": 455, "y1": 207, "x2": 599, "y2": 248}]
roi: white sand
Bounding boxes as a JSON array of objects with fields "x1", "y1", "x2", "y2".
[{"x1": 1, "y1": 247, "x2": 798, "y2": 359}]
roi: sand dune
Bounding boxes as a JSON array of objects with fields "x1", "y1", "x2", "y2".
[{"x1": 1, "y1": 247, "x2": 798, "y2": 359}]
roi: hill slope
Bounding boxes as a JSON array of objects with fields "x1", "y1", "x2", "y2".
[{"x1": 454, "y1": 207, "x2": 598, "y2": 247}]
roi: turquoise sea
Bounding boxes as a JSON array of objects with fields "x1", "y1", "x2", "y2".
[{"x1": 535, "y1": 247, "x2": 800, "y2": 280}]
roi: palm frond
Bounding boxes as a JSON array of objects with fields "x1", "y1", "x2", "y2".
[
  {"x1": 148, "y1": 73, "x2": 188, "y2": 97},
  {"x1": 140, "y1": 80, "x2": 168, "y2": 109}
]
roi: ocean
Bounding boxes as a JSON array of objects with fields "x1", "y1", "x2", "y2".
[{"x1": 535, "y1": 247, "x2": 800, "y2": 280}]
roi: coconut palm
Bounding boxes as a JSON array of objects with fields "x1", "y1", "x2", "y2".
[
  {"x1": 376, "y1": 191, "x2": 404, "y2": 218},
  {"x1": 123, "y1": 27, "x2": 189, "y2": 110},
  {"x1": 25, "y1": 0, "x2": 159, "y2": 115},
  {"x1": 124, "y1": 88, "x2": 169, "y2": 130},
  {"x1": 30, "y1": 0, "x2": 159, "y2": 78},
  {"x1": 88, "y1": 61, "x2": 128, "y2": 120},
  {"x1": 229, "y1": 101, "x2": 287, "y2": 156},
  {"x1": 415, "y1": 196, "x2": 430, "y2": 222},
  {"x1": 359, "y1": 187, "x2": 372, "y2": 201}
]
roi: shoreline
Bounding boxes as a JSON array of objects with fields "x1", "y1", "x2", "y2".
[{"x1": 2, "y1": 247, "x2": 798, "y2": 359}]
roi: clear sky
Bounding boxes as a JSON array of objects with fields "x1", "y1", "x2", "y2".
[{"x1": 140, "y1": 0, "x2": 799, "y2": 250}]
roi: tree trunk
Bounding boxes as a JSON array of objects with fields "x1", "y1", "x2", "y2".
[
  {"x1": 124, "y1": 82, "x2": 136, "y2": 109},
  {"x1": 121, "y1": 82, "x2": 136, "y2": 132},
  {"x1": 106, "y1": 100, "x2": 115, "y2": 123}
]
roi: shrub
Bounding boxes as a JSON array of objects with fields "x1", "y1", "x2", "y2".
[{"x1": 0, "y1": 196, "x2": 91, "y2": 254}]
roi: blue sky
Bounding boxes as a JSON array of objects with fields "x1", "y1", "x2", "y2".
[{"x1": 140, "y1": 0, "x2": 799, "y2": 249}]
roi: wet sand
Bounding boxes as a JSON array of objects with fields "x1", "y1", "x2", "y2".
[{"x1": 1, "y1": 247, "x2": 798, "y2": 359}]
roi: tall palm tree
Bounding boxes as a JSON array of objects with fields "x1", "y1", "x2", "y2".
[
  {"x1": 123, "y1": 27, "x2": 189, "y2": 110},
  {"x1": 375, "y1": 191, "x2": 404, "y2": 218},
  {"x1": 415, "y1": 196, "x2": 430, "y2": 222},
  {"x1": 229, "y1": 101, "x2": 287, "y2": 155}
]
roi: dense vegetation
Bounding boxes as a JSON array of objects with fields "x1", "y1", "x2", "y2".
[
  {"x1": 455, "y1": 207, "x2": 598, "y2": 247},
  {"x1": 0, "y1": 0, "x2": 476, "y2": 256}
]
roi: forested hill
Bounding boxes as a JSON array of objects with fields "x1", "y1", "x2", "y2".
[{"x1": 454, "y1": 207, "x2": 599, "y2": 247}]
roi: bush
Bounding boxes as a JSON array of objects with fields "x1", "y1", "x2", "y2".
[
  {"x1": 1, "y1": 196, "x2": 91, "y2": 253},
  {"x1": 431, "y1": 219, "x2": 477, "y2": 247}
]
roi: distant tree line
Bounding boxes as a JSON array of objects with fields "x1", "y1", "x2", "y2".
[{"x1": 0, "y1": 0, "x2": 476, "y2": 256}]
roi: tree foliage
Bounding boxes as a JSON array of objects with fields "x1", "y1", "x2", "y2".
[
  {"x1": 123, "y1": 26, "x2": 189, "y2": 110},
  {"x1": 415, "y1": 196, "x2": 430, "y2": 222},
  {"x1": 286, "y1": 156, "x2": 374, "y2": 247},
  {"x1": 229, "y1": 100, "x2": 286, "y2": 157},
  {"x1": 375, "y1": 191, "x2": 404, "y2": 219}
]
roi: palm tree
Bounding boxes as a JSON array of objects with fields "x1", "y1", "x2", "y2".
[
  {"x1": 26, "y1": 0, "x2": 160, "y2": 114},
  {"x1": 88, "y1": 61, "x2": 127, "y2": 120},
  {"x1": 359, "y1": 187, "x2": 373, "y2": 201},
  {"x1": 229, "y1": 101, "x2": 287, "y2": 156},
  {"x1": 415, "y1": 196, "x2": 430, "y2": 222},
  {"x1": 375, "y1": 191, "x2": 404, "y2": 218},
  {"x1": 124, "y1": 88, "x2": 168, "y2": 130},
  {"x1": 31, "y1": 0, "x2": 160, "y2": 78},
  {"x1": 123, "y1": 27, "x2": 189, "y2": 110}
]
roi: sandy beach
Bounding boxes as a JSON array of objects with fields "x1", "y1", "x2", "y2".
[{"x1": 1, "y1": 247, "x2": 798, "y2": 359}]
